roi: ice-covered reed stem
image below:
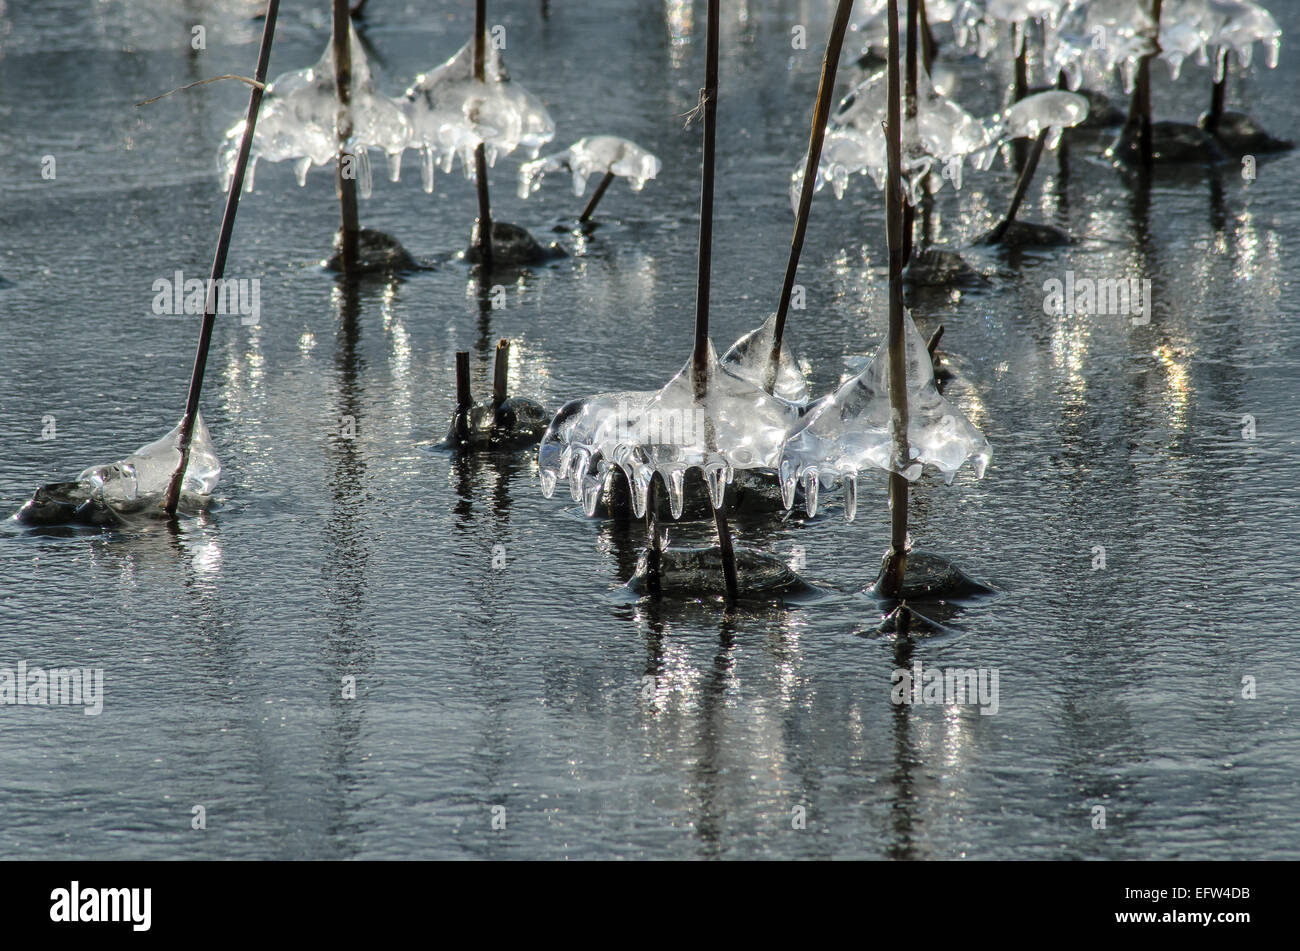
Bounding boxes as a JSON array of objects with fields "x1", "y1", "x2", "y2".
[
  {"x1": 881, "y1": 0, "x2": 910, "y2": 600},
  {"x1": 918, "y1": 0, "x2": 935, "y2": 74},
  {"x1": 988, "y1": 129, "x2": 1047, "y2": 241},
  {"x1": 903, "y1": 0, "x2": 919, "y2": 266},
  {"x1": 473, "y1": 0, "x2": 495, "y2": 269},
  {"x1": 333, "y1": 0, "x2": 360, "y2": 272},
  {"x1": 1126, "y1": 0, "x2": 1165, "y2": 168},
  {"x1": 1207, "y1": 60, "x2": 1227, "y2": 135},
  {"x1": 692, "y1": 0, "x2": 739, "y2": 603},
  {"x1": 578, "y1": 170, "x2": 617, "y2": 223},
  {"x1": 164, "y1": 0, "x2": 281, "y2": 516},
  {"x1": 769, "y1": 0, "x2": 856, "y2": 392}
]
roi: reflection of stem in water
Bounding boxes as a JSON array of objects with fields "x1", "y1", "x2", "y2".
[
  {"x1": 1208, "y1": 169, "x2": 1227, "y2": 235},
  {"x1": 474, "y1": 273, "x2": 495, "y2": 354},
  {"x1": 887, "y1": 637, "x2": 918, "y2": 859},
  {"x1": 324, "y1": 280, "x2": 373, "y2": 851},
  {"x1": 690, "y1": 620, "x2": 736, "y2": 857}
]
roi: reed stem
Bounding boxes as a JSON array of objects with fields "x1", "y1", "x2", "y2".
[
  {"x1": 162, "y1": 0, "x2": 280, "y2": 516},
  {"x1": 693, "y1": 0, "x2": 738, "y2": 604},
  {"x1": 918, "y1": 0, "x2": 935, "y2": 74},
  {"x1": 1126, "y1": 0, "x2": 1164, "y2": 168},
  {"x1": 1207, "y1": 56, "x2": 1226, "y2": 134},
  {"x1": 902, "y1": 0, "x2": 918, "y2": 266},
  {"x1": 333, "y1": 0, "x2": 360, "y2": 273},
  {"x1": 768, "y1": 0, "x2": 855, "y2": 391},
  {"x1": 987, "y1": 128, "x2": 1047, "y2": 242},
  {"x1": 881, "y1": 0, "x2": 910, "y2": 600},
  {"x1": 578, "y1": 170, "x2": 616, "y2": 223},
  {"x1": 473, "y1": 0, "x2": 494, "y2": 268}
]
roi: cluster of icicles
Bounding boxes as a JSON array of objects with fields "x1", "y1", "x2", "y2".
[
  {"x1": 949, "y1": 0, "x2": 1281, "y2": 94},
  {"x1": 537, "y1": 312, "x2": 990, "y2": 522},
  {"x1": 795, "y1": 67, "x2": 1090, "y2": 208},
  {"x1": 221, "y1": 24, "x2": 555, "y2": 196}
]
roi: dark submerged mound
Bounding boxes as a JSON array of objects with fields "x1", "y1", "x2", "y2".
[
  {"x1": 1109, "y1": 121, "x2": 1225, "y2": 166},
  {"x1": 1201, "y1": 111, "x2": 1294, "y2": 155},
  {"x1": 466, "y1": 221, "x2": 567, "y2": 266},
  {"x1": 324, "y1": 227, "x2": 420, "y2": 273},
  {"x1": 629, "y1": 546, "x2": 812, "y2": 599},
  {"x1": 866, "y1": 550, "x2": 998, "y2": 604}
]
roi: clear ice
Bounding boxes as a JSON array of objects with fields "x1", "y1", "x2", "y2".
[
  {"x1": 1047, "y1": 0, "x2": 1158, "y2": 94},
  {"x1": 1157, "y1": 0, "x2": 1281, "y2": 82},
  {"x1": 795, "y1": 71, "x2": 1085, "y2": 207},
  {"x1": 518, "y1": 135, "x2": 661, "y2": 199},
  {"x1": 848, "y1": 0, "x2": 959, "y2": 58},
  {"x1": 537, "y1": 343, "x2": 801, "y2": 520},
  {"x1": 954, "y1": 0, "x2": 1071, "y2": 59},
  {"x1": 77, "y1": 413, "x2": 221, "y2": 510},
  {"x1": 777, "y1": 312, "x2": 989, "y2": 521},
  {"x1": 718, "y1": 314, "x2": 813, "y2": 408},
  {"x1": 220, "y1": 23, "x2": 410, "y2": 194},
  {"x1": 404, "y1": 38, "x2": 555, "y2": 194},
  {"x1": 984, "y1": 89, "x2": 1090, "y2": 150}
]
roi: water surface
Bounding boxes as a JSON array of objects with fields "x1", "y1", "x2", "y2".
[{"x1": 0, "y1": 0, "x2": 1297, "y2": 859}]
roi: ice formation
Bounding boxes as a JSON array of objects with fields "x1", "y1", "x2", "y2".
[
  {"x1": 537, "y1": 344, "x2": 801, "y2": 519},
  {"x1": 795, "y1": 74, "x2": 1085, "y2": 207},
  {"x1": 79, "y1": 414, "x2": 221, "y2": 510},
  {"x1": 792, "y1": 67, "x2": 994, "y2": 209},
  {"x1": 718, "y1": 314, "x2": 813, "y2": 407},
  {"x1": 954, "y1": 0, "x2": 1070, "y2": 59},
  {"x1": 984, "y1": 89, "x2": 1090, "y2": 149},
  {"x1": 518, "y1": 136, "x2": 661, "y2": 199},
  {"x1": 847, "y1": 0, "x2": 958, "y2": 58},
  {"x1": 1158, "y1": 0, "x2": 1281, "y2": 81},
  {"x1": 404, "y1": 38, "x2": 555, "y2": 194},
  {"x1": 1048, "y1": 0, "x2": 1158, "y2": 94},
  {"x1": 221, "y1": 24, "x2": 410, "y2": 196},
  {"x1": 777, "y1": 312, "x2": 989, "y2": 522}
]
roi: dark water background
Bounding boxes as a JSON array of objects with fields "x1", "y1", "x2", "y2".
[{"x1": 0, "y1": 0, "x2": 1297, "y2": 859}]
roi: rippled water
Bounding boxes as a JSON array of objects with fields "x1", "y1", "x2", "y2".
[{"x1": 1, "y1": 0, "x2": 1297, "y2": 860}]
